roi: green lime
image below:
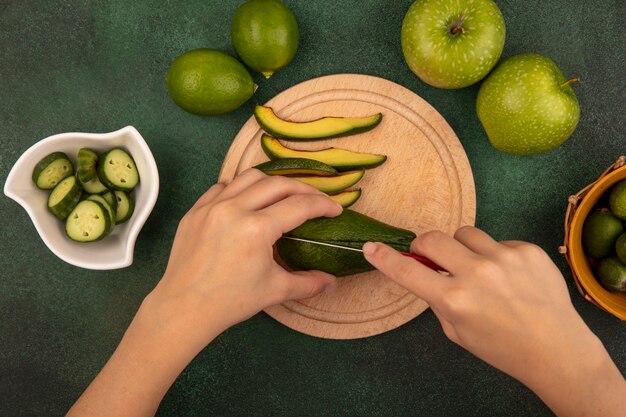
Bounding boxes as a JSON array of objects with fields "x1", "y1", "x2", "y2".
[
  {"x1": 609, "y1": 179, "x2": 626, "y2": 220},
  {"x1": 231, "y1": 0, "x2": 299, "y2": 78},
  {"x1": 616, "y1": 233, "x2": 626, "y2": 264},
  {"x1": 597, "y1": 257, "x2": 626, "y2": 292},
  {"x1": 582, "y1": 209, "x2": 624, "y2": 259},
  {"x1": 166, "y1": 49, "x2": 255, "y2": 116}
]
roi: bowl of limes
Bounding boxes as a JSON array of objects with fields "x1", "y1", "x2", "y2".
[{"x1": 562, "y1": 156, "x2": 626, "y2": 320}]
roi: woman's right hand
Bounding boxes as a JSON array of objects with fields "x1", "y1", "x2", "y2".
[{"x1": 363, "y1": 227, "x2": 626, "y2": 417}]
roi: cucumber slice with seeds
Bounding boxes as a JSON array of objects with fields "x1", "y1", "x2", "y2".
[
  {"x1": 98, "y1": 148, "x2": 139, "y2": 191},
  {"x1": 32, "y1": 152, "x2": 74, "y2": 189},
  {"x1": 114, "y1": 191, "x2": 134, "y2": 223},
  {"x1": 47, "y1": 176, "x2": 83, "y2": 220},
  {"x1": 80, "y1": 174, "x2": 109, "y2": 194},
  {"x1": 86, "y1": 194, "x2": 116, "y2": 231},
  {"x1": 65, "y1": 200, "x2": 111, "y2": 242},
  {"x1": 77, "y1": 148, "x2": 98, "y2": 183},
  {"x1": 102, "y1": 190, "x2": 118, "y2": 214}
]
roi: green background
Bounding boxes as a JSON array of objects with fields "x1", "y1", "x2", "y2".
[{"x1": 1, "y1": 0, "x2": 624, "y2": 415}]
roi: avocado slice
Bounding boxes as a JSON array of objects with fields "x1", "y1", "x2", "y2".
[
  {"x1": 277, "y1": 209, "x2": 415, "y2": 276},
  {"x1": 291, "y1": 170, "x2": 364, "y2": 193},
  {"x1": 254, "y1": 158, "x2": 338, "y2": 176},
  {"x1": 254, "y1": 105, "x2": 382, "y2": 141},
  {"x1": 261, "y1": 135, "x2": 387, "y2": 171},
  {"x1": 328, "y1": 189, "x2": 361, "y2": 208}
]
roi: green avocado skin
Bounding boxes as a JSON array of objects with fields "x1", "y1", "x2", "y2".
[{"x1": 277, "y1": 209, "x2": 416, "y2": 276}]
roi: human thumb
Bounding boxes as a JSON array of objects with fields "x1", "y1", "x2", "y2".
[
  {"x1": 363, "y1": 242, "x2": 442, "y2": 302},
  {"x1": 284, "y1": 270, "x2": 337, "y2": 301}
]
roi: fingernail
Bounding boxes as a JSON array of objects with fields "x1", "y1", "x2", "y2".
[
  {"x1": 363, "y1": 242, "x2": 378, "y2": 255},
  {"x1": 324, "y1": 280, "x2": 337, "y2": 293}
]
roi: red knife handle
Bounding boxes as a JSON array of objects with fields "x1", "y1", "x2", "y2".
[{"x1": 401, "y1": 252, "x2": 447, "y2": 272}]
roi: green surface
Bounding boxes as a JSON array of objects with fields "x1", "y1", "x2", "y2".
[{"x1": 0, "y1": 0, "x2": 624, "y2": 415}]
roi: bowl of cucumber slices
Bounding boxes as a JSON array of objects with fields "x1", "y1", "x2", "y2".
[{"x1": 4, "y1": 126, "x2": 159, "y2": 270}]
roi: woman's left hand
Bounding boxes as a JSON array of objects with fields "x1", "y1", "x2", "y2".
[
  {"x1": 148, "y1": 168, "x2": 342, "y2": 339},
  {"x1": 68, "y1": 169, "x2": 342, "y2": 417}
]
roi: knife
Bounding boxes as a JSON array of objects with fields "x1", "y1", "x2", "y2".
[{"x1": 281, "y1": 236, "x2": 447, "y2": 273}]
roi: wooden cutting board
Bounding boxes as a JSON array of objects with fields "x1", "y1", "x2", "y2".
[{"x1": 219, "y1": 74, "x2": 476, "y2": 339}]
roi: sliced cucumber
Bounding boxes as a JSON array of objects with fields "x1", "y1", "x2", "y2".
[
  {"x1": 47, "y1": 176, "x2": 83, "y2": 220},
  {"x1": 80, "y1": 174, "x2": 109, "y2": 194},
  {"x1": 32, "y1": 152, "x2": 74, "y2": 189},
  {"x1": 113, "y1": 191, "x2": 135, "y2": 223},
  {"x1": 86, "y1": 194, "x2": 116, "y2": 231},
  {"x1": 65, "y1": 200, "x2": 112, "y2": 242},
  {"x1": 98, "y1": 148, "x2": 140, "y2": 191},
  {"x1": 102, "y1": 190, "x2": 118, "y2": 214},
  {"x1": 77, "y1": 148, "x2": 98, "y2": 183}
]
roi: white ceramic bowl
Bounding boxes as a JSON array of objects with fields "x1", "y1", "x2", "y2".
[{"x1": 4, "y1": 126, "x2": 159, "y2": 270}]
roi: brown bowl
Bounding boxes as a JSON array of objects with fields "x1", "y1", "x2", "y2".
[{"x1": 560, "y1": 156, "x2": 626, "y2": 320}]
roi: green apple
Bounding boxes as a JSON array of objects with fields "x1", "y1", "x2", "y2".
[
  {"x1": 401, "y1": 0, "x2": 505, "y2": 89},
  {"x1": 476, "y1": 53, "x2": 580, "y2": 155}
]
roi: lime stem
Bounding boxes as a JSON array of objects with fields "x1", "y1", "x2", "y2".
[
  {"x1": 560, "y1": 77, "x2": 580, "y2": 88},
  {"x1": 262, "y1": 71, "x2": 274, "y2": 79}
]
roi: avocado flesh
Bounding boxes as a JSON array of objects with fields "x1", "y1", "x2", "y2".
[
  {"x1": 266, "y1": 168, "x2": 335, "y2": 176},
  {"x1": 291, "y1": 170, "x2": 364, "y2": 193},
  {"x1": 261, "y1": 135, "x2": 387, "y2": 171},
  {"x1": 254, "y1": 157, "x2": 338, "y2": 176},
  {"x1": 328, "y1": 189, "x2": 361, "y2": 208},
  {"x1": 277, "y1": 209, "x2": 415, "y2": 276},
  {"x1": 255, "y1": 106, "x2": 382, "y2": 141}
]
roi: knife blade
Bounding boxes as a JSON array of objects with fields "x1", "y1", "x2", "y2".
[{"x1": 280, "y1": 236, "x2": 447, "y2": 272}]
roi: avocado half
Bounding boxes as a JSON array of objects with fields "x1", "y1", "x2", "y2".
[{"x1": 277, "y1": 209, "x2": 415, "y2": 276}]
